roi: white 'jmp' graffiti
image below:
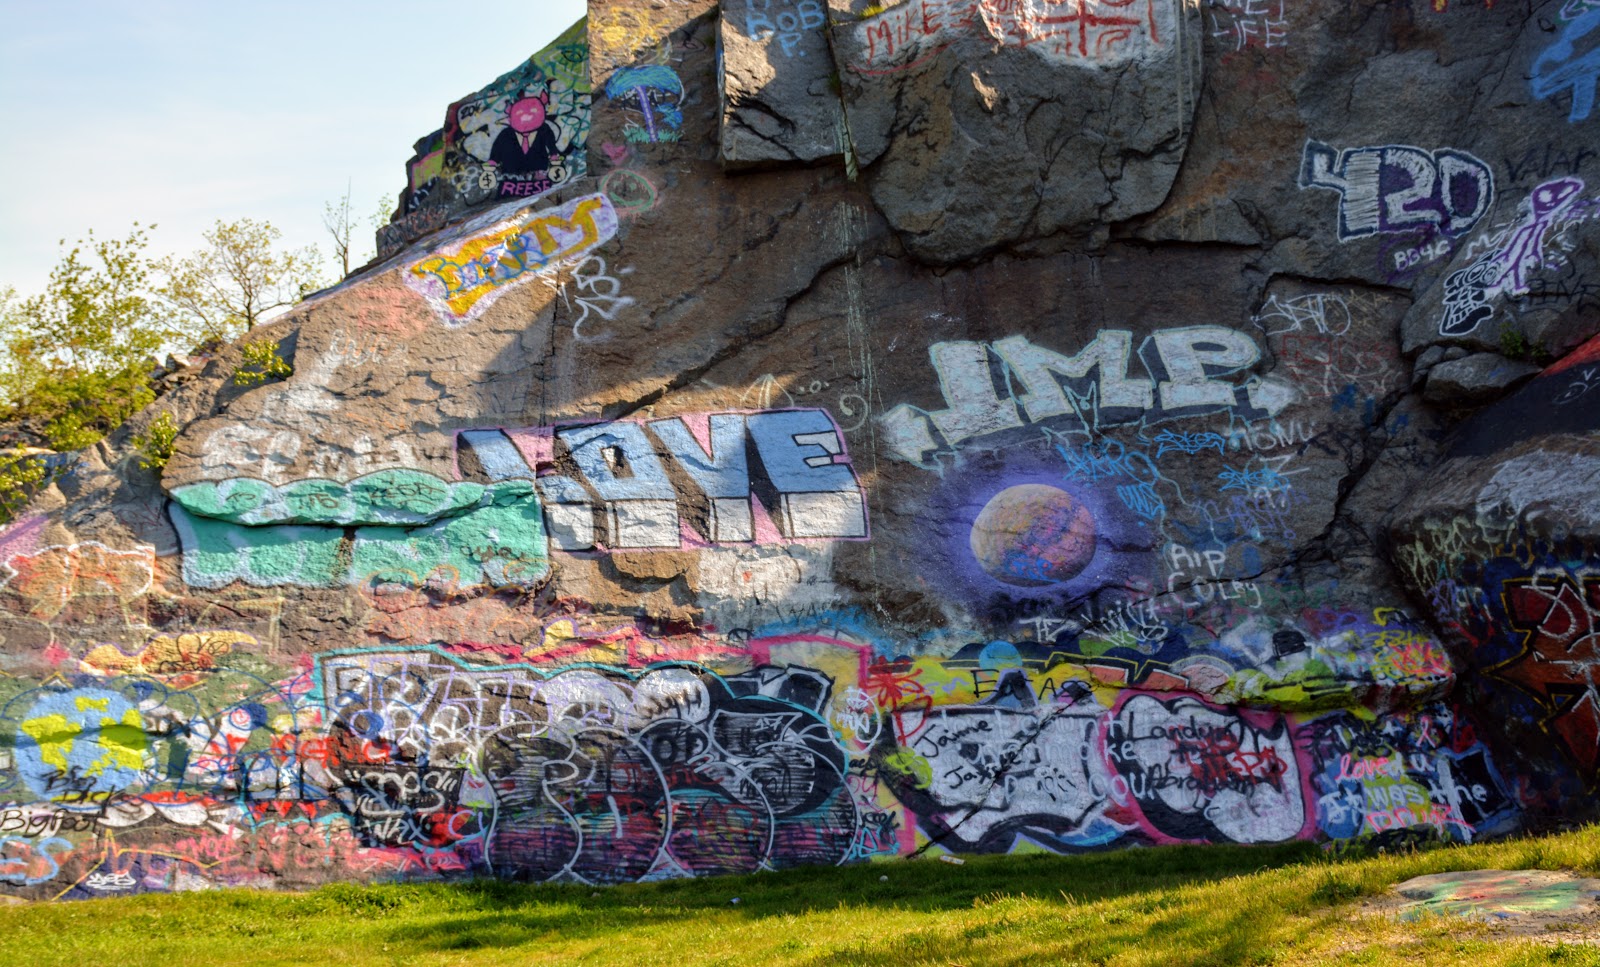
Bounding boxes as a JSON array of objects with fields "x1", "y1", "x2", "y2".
[{"x1": 880, "y1": 326, "x2": 1297, "y2": 467}]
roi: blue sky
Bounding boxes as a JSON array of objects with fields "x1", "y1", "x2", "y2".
[{"x1": 0, "y1": 0, "x2": 588, "y2": 296}]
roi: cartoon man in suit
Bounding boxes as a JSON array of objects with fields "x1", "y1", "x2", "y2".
[{"x1": 486, "y1": 91, "x2": 562, "y2": 195}]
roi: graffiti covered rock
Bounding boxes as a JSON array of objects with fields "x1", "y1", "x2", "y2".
[{"x1": 1, "y1": 0, "x2": 1598, "y2": 901}]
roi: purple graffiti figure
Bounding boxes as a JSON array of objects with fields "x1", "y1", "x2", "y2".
[
  {"x1": 1532, "y1": 9, "x2": 1600, "y2": 123},
  {"x1": 1439, "y1": 177, "x2": 1585, "y2": 337}
]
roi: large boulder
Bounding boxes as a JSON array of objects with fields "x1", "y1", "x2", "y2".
[
  {"x1": 1390, "y1": 335, "x2": 1600, "y2": 824},
  {"x1": 827, "y1": 0, "x2": 1204, "y2": 262}
]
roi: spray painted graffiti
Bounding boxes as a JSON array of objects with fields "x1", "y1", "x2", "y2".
[
  {"x1": 483, "y1": 92, "x2": 566, "y2": 197},
  {"x1": 0, "y1": 6, "x2": 1563, "y2": 902},
  {"x1": 1249, "y1": 291, "x2": 1405, "y2": 404},
  {"x1": 879, "y1": 327, "x2": 1292, "y2": 467},
  {"x1": 458, "y1": 409, "x2": 869, "y2": 551},
  {"x1": 1, "y1": 543, "x2": 155, "y2": 622},
  {"x1": 1253, "y1": 292, "x2": 1352, "y2": 336},
  {"x1": 970, "y1": 484, "x2": 1100, "y2": 585},
  {"x1": 398, "y1": 19, "x2": 590, "y2": 216},
  {"x1": 1392, "y1": 506, "x2": 1600, "y2": 812},
  {"x1": 592, "y1": 6, "x2": 682, "y2": 69},
  {"x1": 1299, "y1": 140, "x2": 1495, "y2": 241},
  {"x1": 605, "y1": 65, "x2": 685, "y2": 144},
  {"x1": 1055, "y1": 439, "x2": 1167, "y2": 523},
  {"x1": 170, "y1": 470, "x2": 508, "y2": 528},
  {"x1": 737, "y1": 0, "x2": 828, "y2": 58},
  {"x1": 406, "y1": 194, "x2": 620, "y2": 327},
  {"x1": 849, "y1": 0, "x2": 1175, "y2": 74},
  {"x1": 0, "y1": 610, "x2": 1516, "y2": 901},
  {"x1": 81, "y1": 632, "x2": 254, "y2": 678},
  {"x1": 1394, "y1": 870, "x2": 1600, "y2": 920},
  {"x1": 1306, "y1": 709, "x2": 1509, "y2": 840},
  {"x1": 1108, "y1": 694, "x2": 1304, "y2": 844},
  {"x1": 1493, "y1": 572, "x2": 1600, "y2": 775},
  {"x1": 871, "y1": 644, "x2": 1503, "y2": 853},
  {"x1": 1439, "y1": 178, "x2": 1586, "y2": 336},
  {"x1": 169, "y1": 472, "x2": 548, "y2": 591},
  {"x1": 880, "y1": 701, "x2": 1117, "y2": 851},
  {"x1": 1209, "y1": 0, "x2": 1287, "y2": 51},
  {"x1": 1448, "y1": 332, "x2": 1600, "y2": 454},
  {"x1": 1276, "y1": 335, "x2": 1402, "y2": 403},
  {"x1": 600, "y1": 168, "x2": 661, "y2": 215},
  {"x1": 538, "y1": 253, "x2": 636, "y2": 339},
  {"x1": 13, "y1": 689, "x2": 148, "y2": 805},
  {"x1": 1532, "y1": 8, "x2": 1600, "y2": 124},
  {"x1": 322, "y1": 650, "x2": 867, "y2": 880}
]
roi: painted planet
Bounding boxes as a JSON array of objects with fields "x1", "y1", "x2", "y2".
[{"x1": 969, "y1": 484, "x2": 1097, "y2": 587}]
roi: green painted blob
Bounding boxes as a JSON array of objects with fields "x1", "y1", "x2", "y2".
[
  {"x1": 171, "y1": 470, "x2": 489, "y2": 526},
  {"x1": 170, "y1": 480, "x2": 546, "y2": 591},
  {"x1": 351, "y1": 483, "x2": 547, "y2": 588},
  {"x1": 171, "y1": 506, "x2": 347, "y2": 589}
]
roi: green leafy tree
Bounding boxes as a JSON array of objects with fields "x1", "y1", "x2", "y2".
[
  {"x1": 159, "y1": 218, "x2": 322, "y2": 346},
  {"x1": 18, "y1": 226, "x2": 167, "y2": 373},
  {"x1": 0, "y1": 286, "x2": 36, "y2": 410},
  {"x1": 0, "y1": 227, "x2": 167, "y2": 451}
]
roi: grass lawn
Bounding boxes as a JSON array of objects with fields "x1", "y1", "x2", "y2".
[{"x1": 8, "y1": 829, "x2": 1600, "y2": 966}]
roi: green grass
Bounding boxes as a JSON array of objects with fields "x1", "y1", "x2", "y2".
[{"x1": 8, "y1": 829, "x2": 1600, "y2": 966}]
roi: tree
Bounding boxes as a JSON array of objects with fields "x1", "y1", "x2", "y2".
[
  {"x1": 371, "y1": 197, "x2": 394, "y2": 238},
  {"x1": 159, "y1": 218, "x2": 322, "y2": 345},
  {"x1": 0, "y1": 226, "x2": 167, "y2": 450},
  {"x1": 324, "y1": 181, "x2": 357, "y2": 279},
  {"x1": 324, "y1": 184, "x2": 392, "y2": 280},
  {"x1": 0, "y1": 287, "x2": 29, "y2": 410},
  {"x1": 20, "y1": 226, "x2": 167, "y2": 373}
]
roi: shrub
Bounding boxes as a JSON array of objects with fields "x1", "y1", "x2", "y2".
[
  {"x1": 0, "y1": 451, "x2": 49, "y2": 524},
  {"x1": 132, "y1": 411, "x2": 179, "y2": 471},
  {"x1": 233, "y1": 339, "x2": 292, "y2": 386}
]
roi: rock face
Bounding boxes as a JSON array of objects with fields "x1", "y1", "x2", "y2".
[
  {"x1": 1422, "y1": 352, "x2": 1542, "y2": 406},
  {"x1": 830, "y1": 0, "x2": 1204, "y2": 262},
  {"x1": 1391, "y1": 335, "x2": 1600, "y2": 820},
  {"x1": 2, "y1": 0, "x2": 1599, "y2": 899},
  {"x1": 719, "y1": 0, "x2": 845, "y2": 167}
]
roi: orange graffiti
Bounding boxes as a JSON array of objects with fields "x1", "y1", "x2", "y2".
[{"x1": 0, "y1": 542, "x2": 156, "y2": 621}]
